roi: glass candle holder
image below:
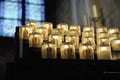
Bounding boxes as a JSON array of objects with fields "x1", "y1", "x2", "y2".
[
  {"x1": 68, "y1": 29, "x2": 80, "y2": 37},
  {"x1": 108, "y1": 27, "x2": 119, "y2": 35},
  {"x1": 41, "y1": 41, "x2": 57, "y2": 59},
  {"x1": 42, "y1": 22, "x2": 53, "y2": 34},
  {"x1": 97, "y1": 45, "x2": 112, "y2": 60},
  {"x1": 97, "y1": 37, "x2": 110, "y2": 46},
  {"x1": 69, "y1": 24, "x2": 81, "y2": 36},
  {"x1": 96, "y1": 27, "x2": 107, "y2": 34},
  {"x1": 83, "y1": 26, "x2": 94, "y2": 33},
  {"x1": 82, "y1": 31, "x2": 94, "y2": 38},
  {"x1": 97, "y1": 32, "x2": 108, "y2": 39},
  {"x1": 111, "y1": 38, "x2": 120, "y2": 51},
  {"x1": 35, "y1": 27, "x2": 48, "y2": 40},
  {"x1": 65, "y1": 34, "x2": 79, "y2": 48},
  {"x1": 79, "y1": 44, "x2": 94, "y2": 59},
  {"x1": 60, "y1": 42, "x2": 75, "y2": 59},
  {"x1": 26, "y1": 21, "x2": 38, "y2": 31},
  {"x1": 82, "y1": 37, "x2": 96, "y2": 50},
  {"x1": 19, "y1": 25, "x2": 32, "y2": 40},
  {"x1": 109, "y1": 33, "x2": 120, "y2": 44},
  {"x1": 49, "y1": 34, "x2": 63, "y2": 48},
  {"x1": 57, "y1": 23, "x2": 68, "y2": 35},
  {"x1": 29, "y1": 32, "x2": 43, "y2": 48}
]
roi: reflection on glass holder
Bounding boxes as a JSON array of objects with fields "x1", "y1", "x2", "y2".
[{"x1": 41, "y1": 41, "x2": 57, "y2": 59}]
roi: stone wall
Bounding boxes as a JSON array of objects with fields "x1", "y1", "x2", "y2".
[
  {"x1": 100, "y1": 0, "x2": 120, "y2": 28},
  {"x1": 55, "y1": 0, "x2": 73, "y2": 26}
]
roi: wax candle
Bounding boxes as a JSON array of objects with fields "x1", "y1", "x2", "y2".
[
  {"x1": 29, "y1": 32, "x2": 43, "y2": 48},
  {"x1": 41, "y1": 42, "x2": 57, "y2": 59},
  {"x1": 79, "y1": 44, "x2": 94, "y2": 59},
  {"x1": 42, "y1": 22, "x2": 53, "y2": 34},
  {"x1": 60, "y1": 42, "x2": 75, "y2": 59},
  {"x1": 97, "y1": 45, "x2": 112, "y2": 60}
]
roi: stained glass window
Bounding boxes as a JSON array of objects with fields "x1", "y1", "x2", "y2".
[
  {"x1": 25, "y1": 0, "x2": 45, "y2": 26},
  {"x1": 0, "y1": 0, "x2": 45, "y2": 37}
]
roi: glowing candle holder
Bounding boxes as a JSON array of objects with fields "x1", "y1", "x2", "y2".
[
  {"x1": 79, "y1": 44, "x2": 94, "y2": 59},
  {"x1": 82, "y1": 37, "x2": 96, "y2": 50},
  {"x1": 41, "y1": 41, "x2": 57, "y2": 59},
  {"x1": 97, "y1": 37, "x2": 110, "y2": 46},
  {"x1": 29, "y1": 32, "x2": 43, "y2": 48},
  {"x1": 108, "y1": 27, "x2": 119, "y2": 36},
  {"x1": 109, "y1": 33, "x2": 120, "y2": 44},
  {"x1": 97, "y1": 45, "x2": 112, "y2": 60},
  {"x1": 49, "y1": 34, "x2": 63, "y2": 48},
  {"x1": 65, "y1": 34, "x2": 79, "y2": 48},
  {"x1": 60, "y1": 42, "x2": 75, "y2": 59},
  {"x1": 26, "y1": 21, "x2": 38, "y2": 31},
  {"x1": 42, "y1": 22, "x2": 53, "y2": 34},
  {"x1": 82, "y1": 31, "x2": 94, "y2": 38},
  {"x1": 68, "y1": 29, "x2": 80, "y2": 37},
  {"x1": 69, "y1": 24, "x2": 81, "y2": 36},
  {"x1": 19, "y1": 25, "x2": 32, "y2": 40},
  {"x1": 57, "y1": 23, "x2": 68, "y2": 35},
  {"x1": 34, "y1": 27, "x2": 48, "y2": 41},
  {"x1": 96, "y1": 27, "x2": 107, "y2": 34},
  {"x1": 83, "y1": 26, "x2": 94, "y2": 33},
  {"x1": 111, "y1": 38, "x2": 120, "y2": 51},
  {"x1": 97, "y1": 32, "x2": 108, "y2": 39}
]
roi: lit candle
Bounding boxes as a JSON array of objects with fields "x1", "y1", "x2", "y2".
[
  {"x1": 26, "y1": 21, "x2": 38, "y2": 31},
  {"x1": 60, "y1": 42, "x2": 75, "y2": 59},
  {"x1": 69, "y1": 24, "x2": 81, "y2": 36},
  {"x1": 29, "y1": 32, "x2": 43, "y2": 48},
  {"x1": 49, "y1": 34, "x2": 63, "y2": 48},
  {"x1": 82, "y1": 31, "x2": 94, "y2": 38},
  {"x1": 97, "y1": 37, "x2": 110, "y2": 46},
  {"x1": 42, "y1": 22, "x2": 53, "y2": 34},
  {"x1": 108, "y1": 27, "x2": 119, "y2": 37},
  {"x1": 41, "y1": 42, "x2": 57, "y2": 59},
  {"x1": 20, "y1": 26, "x2": 32, "y2": 40},
  {"x1": 82, "y1": 37, "x2": 96, "y2": 50},
  {"x1": 57, "y1": 23, "x2": 68, "y2": 35},
  {"x1": 111, "y1": 38, "x2": 120, "y2": 51},
  {"x1": 35, "y1": 27, "x2": 48, "y2": 40},
  {"x1": 65, "y1": 34, "x2": 79, "y2": 48},
  {"x1": 79, "y1": 44, "x2": 94, "y2": 59},
  {"x1": 96, "y1": 27, "x2": 107, "y2": 34},
  {"x1": 97, "y1": 32, "x2": 108, "y2": 39},
  {"x1": 97, "y1": 45, "x2": 112, "y2": 60},
  {"x1": 83, "y1": 26, "x2": 94, "y2": 33}
]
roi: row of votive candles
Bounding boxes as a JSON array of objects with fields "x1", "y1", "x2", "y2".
[{"x1": 19, "y1": 21, "x2": 120, "y2": 60}]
